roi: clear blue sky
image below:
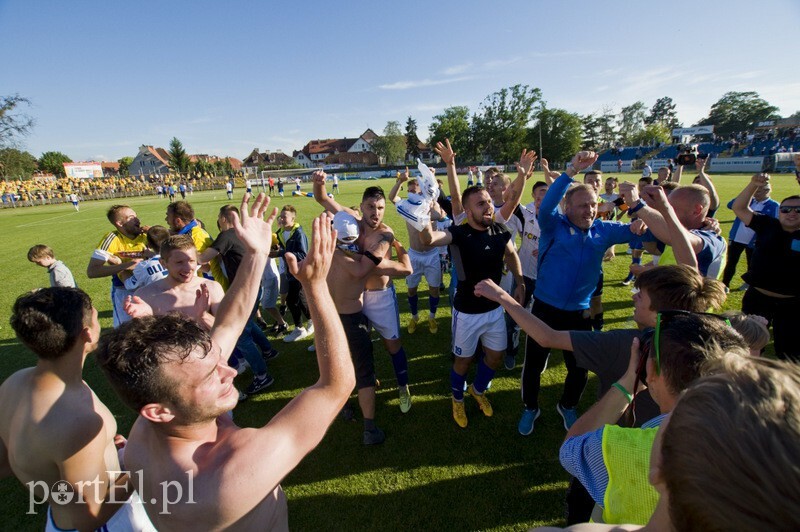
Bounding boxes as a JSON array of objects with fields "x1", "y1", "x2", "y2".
[{"x1": 2, "y1": 0, "x2": 799, "y2": 162}]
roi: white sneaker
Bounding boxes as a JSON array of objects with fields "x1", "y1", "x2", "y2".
[
  {"x1": 305, "y1": 322, "x2": 314, "y2": 335},
  {"x1": 284, "y1": 327, "x2": 307, "y2": 342}
]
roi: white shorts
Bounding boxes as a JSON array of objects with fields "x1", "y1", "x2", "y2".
[
  {"x1": 47, "y1": 491, "x2": 155, "y2": 531},
  {"x1": 362, "y1": 285, "x2": 401, "y2": 340},
  {"x1": 451, "y1": 306, "x2": 507, "y2": 358},
  {"x1": 112, "y1": 285, "x2": 134, "y2": 328},
  {"x1": 405, "y1": 248, "x2": 443, "y2": 289},
  {"x1": 261, "y1": 261, "x2": 280, "y2": 308}
]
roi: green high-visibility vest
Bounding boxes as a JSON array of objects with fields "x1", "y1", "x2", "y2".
[{"x1": 601, "y1": 424, "x2": 660, "y2": 525}]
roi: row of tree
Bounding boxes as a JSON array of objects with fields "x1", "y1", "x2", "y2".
[{"x1": 1, "y1": 89, "x2": 794, "y2": 178}]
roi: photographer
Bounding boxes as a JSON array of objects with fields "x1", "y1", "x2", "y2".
[
  {"x1": 559, "y1": 314, "x2": 747, "y2": 525},
  {"x1": 671, "y1": 148, "x2": 720, "y2": 216}
]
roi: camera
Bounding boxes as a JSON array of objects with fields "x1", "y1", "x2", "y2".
[{"x1": 676, "y1": 144, "x2": 699, "y2": 166}]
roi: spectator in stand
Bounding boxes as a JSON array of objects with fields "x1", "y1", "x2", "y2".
[
  {"x1": 28, "y1": 244, "x2": 77, "y2": 288},
  {"x1": 732, "y1": 173, "x2": 800, "y2": 362},
  {"x1": 722, "y1": 181, "x2": 779, "y2": 290}
]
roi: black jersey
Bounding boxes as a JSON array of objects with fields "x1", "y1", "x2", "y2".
[{"x1": 448, "y1": 222, "x2": 511, "y2": 313}]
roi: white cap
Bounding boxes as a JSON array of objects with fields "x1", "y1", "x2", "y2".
[{"x1": 333, "y1": 211, "x2": 359, "y2": 243}]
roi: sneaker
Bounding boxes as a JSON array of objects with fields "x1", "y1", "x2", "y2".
[
  {"x1": 283, "y1": 327, "x2": 307, "y2": 342},
  {"x1": 408, "y1": 317, "x2": 418, "y2": 334},
  {"x1": 398, "y1": 385, "x2": 412, "y2": 414},
  {"x1": 363, "y1": 427, "x2": 385, "y2": 445},
  {"x1": 467, "y1": 385, "x2": 493, "y2": 417},
  {"x1": 556, "y1": 403, "x2": 578, "y2": 430},
  {"x1": 305, "y1": 322, "x2": 314, "y2": 335},
  {"x1": 245, "y1": 374, "x2": 275, "y2": 396},
  {"x1": 452, "y1": 399, "x2": 468, "y2": 428},
  {"x1": 428, "y1": 317, "x2": 438, "y2": 334},
  {"x1": 738, "y1": 283, "x2": 749, "y2": 292},
  {"x1": 517, "y1": 408, "x2": 541, "y2": 436},
  {"x1": 621, "y1": 275, "x2": 635, "y2": 286},
  {"x1": 262, "y1": 348, "x2": 279, "y2": 361},
  {"x1": 504, "y1": 354, "x2": 515, "y2": 371}
]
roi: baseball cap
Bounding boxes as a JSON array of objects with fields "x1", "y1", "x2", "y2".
[{"x1": 333, "y1": 211, "x2": 359, "y2": 243}]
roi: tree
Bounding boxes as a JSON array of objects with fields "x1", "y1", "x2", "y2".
[
  {"x1": 428, "y1": 106, "x2": 474, "y2": 161},
  {"x1": 618, "y1": 102, "x2": 647, "y2": 145},
  {"x1": 528, "y1": 108, "x2": 582, "y2": 166},
  {"x1": 117, "y1": 156, "x2": 134, "y2": 177},
  {"x1": 405, "y1": 116, "x2": 421, "y2": 160},
  {"x1": 372, "y1": 121, "x2": 406, "y2": 165},
  {"x1": 645, "y1": 97, "x2": 680, "y2": 129},
  {"x1": 698, "y1": 91, "x2": 780, "y2": 137},
  {"x1": 628, "y1": 122, "x2": 671, "y2": 147},
  {"x1": 471, "y1": 84, "x2": 542, "y2": 163},
  {"x1": 168, "y1": 137, "x2": 191, "y2": 175},
  {"x1": 38, "y1": 151, "x2": 72, "y2": 177},
  {"x1": 581, "y1": 114, "x2": 602, "y2": 151},
  {"x1": 596, "y1": 106, "x2": 618, "y2": 149},
  {"x1": 0, "y1": 148, "x2": 37, "y2": 178},
  {"x1": 0, "y1": 94, "x2": 35, "y2": 149}
]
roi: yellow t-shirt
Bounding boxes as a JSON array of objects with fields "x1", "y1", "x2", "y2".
[
  {"x1": 93, "y1": 231, "x2": 148, "y2": 288},
  {"x1": 190, "y1": 225, "x2": 229, "y2": 290}
]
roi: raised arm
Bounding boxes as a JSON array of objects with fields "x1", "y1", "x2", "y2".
[
  {"x1": 419, "y1": 221, "x2": 453, "y2": 247},
  {"x1": 671, "y1": 163, "x2": 684, "y2": 184},
  {"x1": 387, "y1": 167, "x2": 409, "y2": 205},
  {"x1": 538, "y1": 151, "x2": 598, "y2": 231},
  {"x1": 539, "y1": 158, "x2": 561, "y2": 185},
  {"x1": 312, "y1": 170, "x2": 358, "y2": 216},
  {"x1": 732, "y1": 173, "x2": 769, "y2": 227},
  {"x1": 474, "y1": 279, "x2": 572, "y2": 350},
  {"x1": 197, "y1": 246, "x2": 220, "y2": 265},
  {"x1": 232, "y1": 212, "x2": 356, "y2": 490},
  {"x1": 435, "y1": 139, "x2": 463, "y2": 217},
  {"x1": 499, "y1": 149, "x2": 537, "y2": 221},
  {"x1": 640, "y1": 185, "x2": 698, "y2": 270},
  {"x1": 693, "y1": 156, "x2": 719, "y2": 212},
  {"x1": 210, "y1": 193, "x2": 276, "y2": 356}
]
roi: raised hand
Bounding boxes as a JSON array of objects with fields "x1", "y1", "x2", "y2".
[
  {"x1": 398, "y1": 167, "x2": 409, "y2": 183},
  {"x1": 750, "y1": 173, "x2": 770, "y2": 187},
  {"x1": 312, "y1": 169, "x2": 328, "y2": 186},
  {"x1": 230, "y1": 193, "x2": 278, "y2": 254},
  {"x1": 473, "y1": 278, "x2": 506, "y2": 302},
  {"x1": 618, "y1": 181, "x2": 640, "y2": 206},
  {"x1": 285, "y1": 212, "x2": 336, "y2": 286},
  {"x1": 124, "y1": 295, "x2": 153, "y2": 318},
  {"x1": 695, "y1": 155, "x2": 710, "y2": 174},
  {"x1": 641, "y1": 185, "x2": 669, "y2": 212},
  {"x1": 516, "y1": 149, "x2": 538, "y2": 178},
  {"x1": 192, "y1": 284, "x2": 211, "y2": 317},
  {"x1": 570, "y1": 151, "x2": 598, "y2": 172},
  {"x1": 434, "y1": 139, "x2": 456, "y2": 165},
  {"x1": 701, "y1": 217, "x2": 721, "y2": 235}
]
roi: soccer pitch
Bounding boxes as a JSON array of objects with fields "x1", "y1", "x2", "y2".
[{"x1": 0, "y1": 172, "x2": 795, "y2": 530}]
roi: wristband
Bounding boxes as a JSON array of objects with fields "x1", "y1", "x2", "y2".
[
  {"x1": 612, "y1": 382, "x2": 633, "y2": 404},
  {"x1": 362, "y1": 250, "x2": 382, "y2": 265},
  {"x1": 628, "y1": 200, "x2": 646, "y2": 216}
]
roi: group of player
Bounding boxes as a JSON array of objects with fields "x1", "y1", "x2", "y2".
[{"x1": 3, "y1": 142, "x2": 800, "y2": 530}]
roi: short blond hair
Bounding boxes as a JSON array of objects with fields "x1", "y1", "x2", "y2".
[{"x1": 27, "y1": 244, "x2": 54, "y2": 262}]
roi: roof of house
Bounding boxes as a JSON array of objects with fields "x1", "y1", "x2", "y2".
[{"x1": 322, "y1": 152, "x2": 379, "y2": 165}]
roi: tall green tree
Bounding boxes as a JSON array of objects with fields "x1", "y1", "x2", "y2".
[
  {"x1": 581, "y1": 114, "x2": 602, "y2": 151},
  {"x1": 429, "y1": 106, "x2": 474, "y2": 161},
  {"x1": 471, "y1": 84, "x2": 542, "y2": 163},
  {"x1": 168, "y1": 137, "x2": 191, "y2": 174},
  {"x1": 628, "y1": 122, "x2": 671, "y2": 147},
  {"x1": 0, "y1": 148, "x2": 37, "y2": 178},
  {"x1": 38, "y1": 151, "x2": 72, "y2": 177},
  {"x1": 528, "y1": 108, "x2": 582, "y2": 166},
  {"x1": 618, "y1": 102, "x2": 647, "y2": 145},
  {"x1": 117, "y1": 156, "x2": 134, "y2": 177},
  {"x1": 698, "y1": 91, "x2": 780, "y2": 137},
  {"x1": 405, "y1": 116, "x2": 421, "y2": 160},
  {"x1": 372, "y1": 121, "x2": 406, "y2": 165},
  {"x1": 597, "y1": 106, "x2": 618, "y2": 149},
  {"x1": 0, "y1": 94, "x2": 35, "y2": 148},
  {"x1": 645, "y1": 96, "x2": 680, "y2": 129}
]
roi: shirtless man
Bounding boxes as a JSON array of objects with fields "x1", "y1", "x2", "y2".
[
  {"x1": 327, "y1": 211, "x2": 412, "y2": 443},
  {"x1": 388, "y1": 171, "x2": 445, "y2": 334},
  {"x1": 2, "y1": 288, "x2": 152, "y2": 531},
  {"x1": 314, "y1": 170, "x2": 415, "y2": 417},
  {"x1": 125, "y1": 234, "x2": 224, "y2": 331},
  {"x1": 96, "y1": 196, "x2": 355, "y2": 530}
]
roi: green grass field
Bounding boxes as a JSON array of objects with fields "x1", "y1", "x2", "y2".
[{"x1": 0, "y1": 172, "x2": 796, "y2": 530}]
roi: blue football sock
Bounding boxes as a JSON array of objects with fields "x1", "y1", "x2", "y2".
[
  {"x1": 408, "y1": 295, "x2": 419, "y2": 317},
  {"x1": 632, "y1": 256, "x2": 642, "y2": 265},
  {"x1": 429, "y1": 296, "x2": 440, "y2": 317},
  {"x1": 450, "y1": 369, "x2": 466, "y2": 401},
  {"x1": 391, "y1": 348, "x2": 409, "y2": 387},
  {"x1": 472, "y1": 359, "x2": 496, "y2": 395}
]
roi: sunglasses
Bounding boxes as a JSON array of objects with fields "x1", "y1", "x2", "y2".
[
  {"x1": 627, "y1": 310, "x2": 731, "y2": 426},
  {"x1": 779, "y1": 206, "x2": 800, "y2": 214}
]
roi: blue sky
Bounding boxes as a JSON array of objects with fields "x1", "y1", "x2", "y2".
[{"x1": 2, "y1": 0, "x2": 799, "y2": 162}]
